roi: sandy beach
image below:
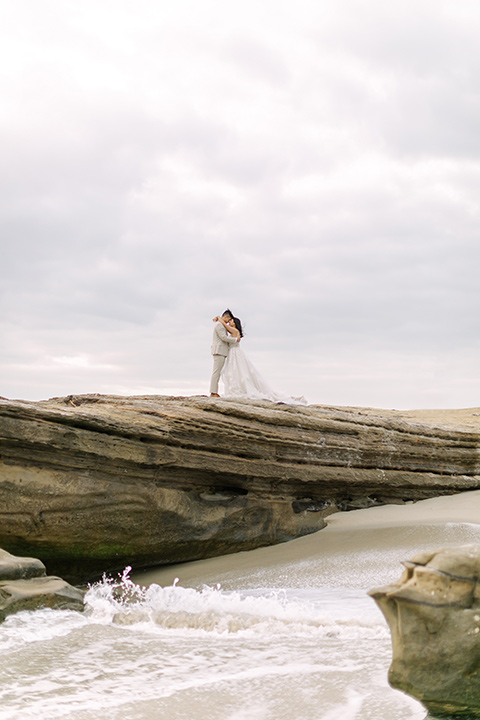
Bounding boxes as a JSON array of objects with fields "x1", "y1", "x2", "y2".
[{"x1": 134, "y1": 486, "x2": 480, "y2": 591}]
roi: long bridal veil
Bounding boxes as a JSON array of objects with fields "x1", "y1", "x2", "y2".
[{"x1": 222, "y1": 345, "x2": 307, "y2": 405}]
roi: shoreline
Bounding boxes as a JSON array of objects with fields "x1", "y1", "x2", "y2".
[{"x1": 133, "y1": 488, "x2": 480, "y2": 589}]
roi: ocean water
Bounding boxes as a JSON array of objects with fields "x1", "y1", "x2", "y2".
[{"x1": 2, "y1": 494, "x2": 480, "y2": 720}]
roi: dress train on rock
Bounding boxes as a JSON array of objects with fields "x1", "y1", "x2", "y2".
[{"x1": 221, "y1": 345, "x2": 307, "y2": 405}]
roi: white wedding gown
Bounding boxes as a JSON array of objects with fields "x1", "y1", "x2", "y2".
[{"x1": 221, "y1": 344, "x2": 307, "y2": 405}]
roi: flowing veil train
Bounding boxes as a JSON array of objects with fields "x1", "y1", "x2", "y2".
[{"x1": 221, "y1": 344, "x2": 307, "y2": 405}]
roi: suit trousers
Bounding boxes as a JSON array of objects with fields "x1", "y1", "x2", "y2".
[{"x1": 210, "y1": 354, "x2": 226, "y2": 394}]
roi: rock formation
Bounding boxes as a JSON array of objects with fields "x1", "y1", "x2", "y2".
[
  {"x1": 0, "y1": 549, "x2": 85, "y2": 622},
  {"x1": 369, "y1": 545, "x2": 480, "y2": 718},
  {"x1": 1, "y1": 393, "x2": 480, "y2": 582}
]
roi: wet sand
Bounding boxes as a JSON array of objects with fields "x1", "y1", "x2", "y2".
[{"x1": 134, "y1": 488, "x2": 480, "y2": 590}]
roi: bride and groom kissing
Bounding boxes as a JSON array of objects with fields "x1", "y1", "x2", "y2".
[
  {"x1": 209, "y1": 309, "x2": 243, "y2": 397},
  {"x1": 209, "y1": 309, "x2": 307, "y2": 405}
]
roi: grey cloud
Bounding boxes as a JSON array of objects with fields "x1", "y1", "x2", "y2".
[
  {"x1": 296, "y1": 3, "x2": 480, "y2": 162},
  {"x1": 222, "y1": 38, "x2": 290, "y2": 86},
  {"x1": 1, "y1": 0, "x2": 480, "y2": 407},
  {"x1": 382, "y1": 81, "x2": 480, "y2": 159},
  {"x1": 318, "y1": 0, "x2": 477, "y2": 77}
]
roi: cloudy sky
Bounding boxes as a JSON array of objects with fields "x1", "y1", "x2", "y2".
[{"x1": 1, "y1": 0, "x2": 480, "y2": 409}]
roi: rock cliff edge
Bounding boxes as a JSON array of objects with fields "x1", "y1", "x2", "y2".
[{"x1": 1, "y1": 394, "x2": 480, "y2": 582}]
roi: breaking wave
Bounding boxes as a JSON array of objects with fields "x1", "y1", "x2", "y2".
[{"x1": 83, "y1": 568, "x2": 386, "y2": 640}]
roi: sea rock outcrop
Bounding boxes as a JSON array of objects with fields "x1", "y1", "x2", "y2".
[
  {"x1": 0, "y1": 549, "x2": 85, "y2": 622},
  {"x1": 1, "y1": 394, "x2": 480, "y2": 582},
  {"x1": 369, "y1": 545, "x2": 480, "y2": 718},
  {"x1": 0, "y1": 547, "x2": 45, "y2": 580}
]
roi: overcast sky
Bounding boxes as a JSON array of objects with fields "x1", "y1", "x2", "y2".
[{"x1": 1, "y1": 0, "x2": 480, "y2": 409}]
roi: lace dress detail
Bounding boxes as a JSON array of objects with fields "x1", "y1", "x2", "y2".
[{"x1": 222, "y1": 345, "x2": 307, "y2": 405}]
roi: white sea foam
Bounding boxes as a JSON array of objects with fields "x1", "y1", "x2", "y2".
[
  {"x1": 8, "y1": 490, "x2": 475, "y2": 720},
  {"x1": 0, "y1": 607, "x2": 87, "y2": 652},
  {"x1": 317, "y1": 690, "x2": 366, "y2": 720},
  {"x1": 82, "y1": 570, "x2": 387, "y2": 641},
  {"x1": 0, "y1": 569, "x2": 390, "y2": 720}
]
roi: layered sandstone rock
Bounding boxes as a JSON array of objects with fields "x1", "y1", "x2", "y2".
[
  {"x1": 0, "y1": 549, "x2": 85, "y2": 622},
  {"x1": 370, "y1": 545, "x2": 480, "y2": 718},
  {"x1": 1, "y1": 394, "x2": 480, "y2": 582}
]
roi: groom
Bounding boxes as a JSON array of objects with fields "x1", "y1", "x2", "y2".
[{"x1": 209, "y1": 309, "x2": 238, "y2": 397}]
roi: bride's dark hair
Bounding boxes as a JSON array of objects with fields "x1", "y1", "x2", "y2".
[{"x1": 233, "y1": 317, "x2": 244, "y2": 338}]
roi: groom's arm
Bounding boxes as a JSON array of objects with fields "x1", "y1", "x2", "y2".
[{"x1": 214, "y1": 323, "x2": 237, "y2": 344}]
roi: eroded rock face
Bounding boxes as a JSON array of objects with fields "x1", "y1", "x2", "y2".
[
  {"x1": 369, "y1": 545, "x2": 480, "y2": 718},
  {"x1": 0, "y1": 549, "x2": 85, "y2": 622},
  {"x1": 0, "y1": 548, "x2": 46, "y2": 581},
  {"x1": 1, "y1": 394, "x2": 480, "y2": 582}
]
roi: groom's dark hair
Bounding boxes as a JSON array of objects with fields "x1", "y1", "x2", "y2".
[{"x1": 222, "y1": 309, "x2": 233, "y2": 319}]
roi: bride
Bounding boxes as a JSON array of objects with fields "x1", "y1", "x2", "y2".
[{"x1": 213, "y1": 315, "x2": 307, "y2": 405}]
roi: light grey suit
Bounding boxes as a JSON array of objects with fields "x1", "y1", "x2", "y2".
[{"x1": 210, "y1": 321, "x2": 238, "y2": 394}]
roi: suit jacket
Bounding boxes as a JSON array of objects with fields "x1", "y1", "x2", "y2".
[{"x1": 211, "y1": 322, "x2": 238, "y2": 357}]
